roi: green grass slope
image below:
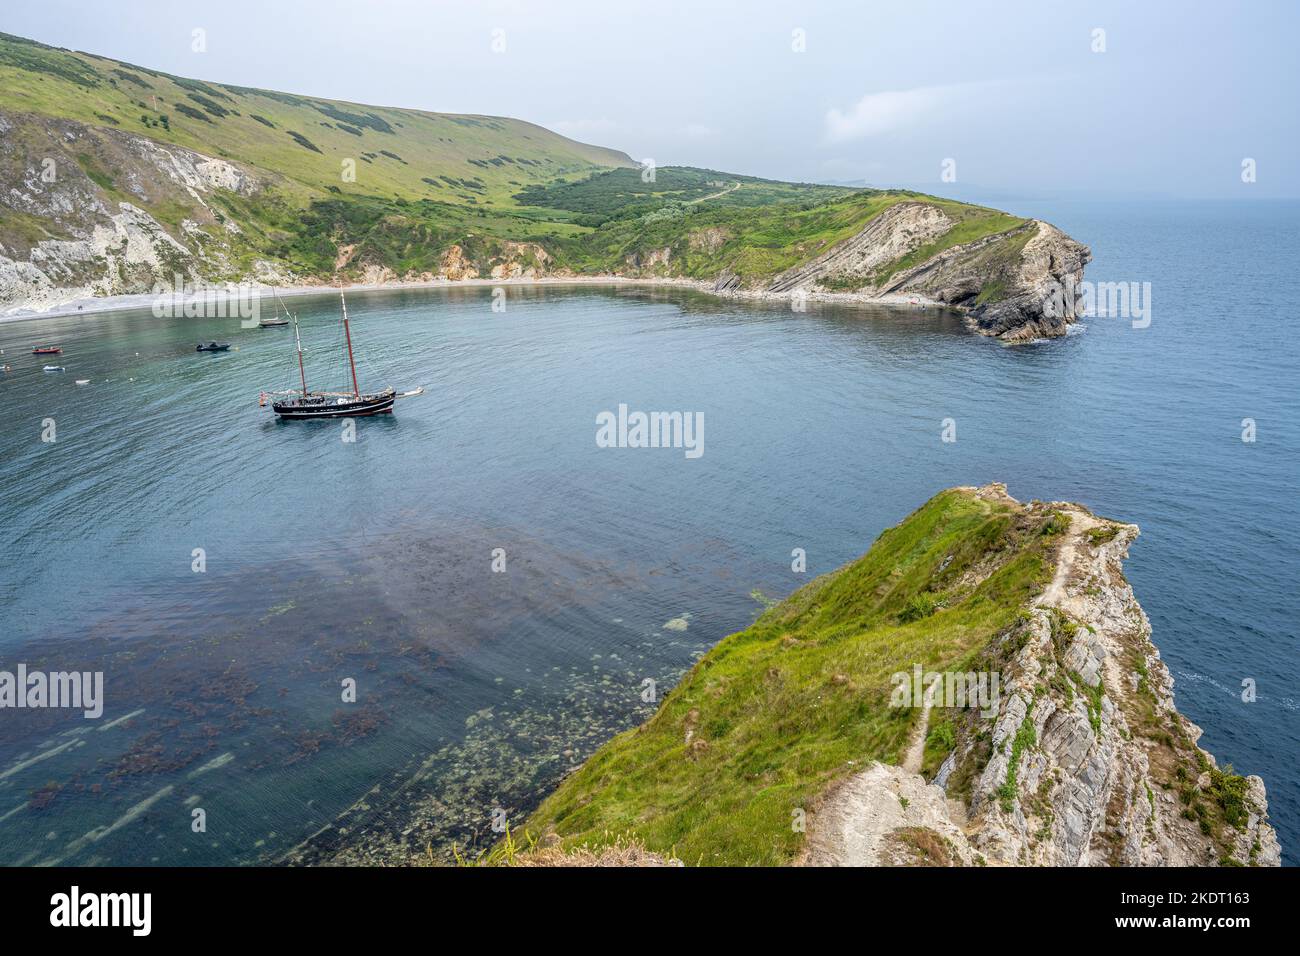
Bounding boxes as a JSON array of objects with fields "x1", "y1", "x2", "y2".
[
  {"x1": 0, "y1": 30, "x2": 632, "y2": 209},
  {"x1": 545, "y1": 175, "x2": 1025, "y2": 284},
  {"x1": 518, "y1": 487, "x2": 1058, "y2": 865},
  {"x1": 0, "y1": 30, "x2": 1033, "y2": 301}
]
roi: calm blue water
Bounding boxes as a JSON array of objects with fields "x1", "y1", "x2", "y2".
[{"x1": 0, "y1": 199, "x2": 1295, "y2": 865}]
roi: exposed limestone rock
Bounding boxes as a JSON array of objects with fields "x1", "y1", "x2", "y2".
[
  {"x1": 768, "y1": 201, "x2": 951, "y2": 293},
  {"x1": 438, "y1": 244, "x2": 477, "y2": 280},
  {"x1": 358, "y1": 262, "x2": 398, "y2": 285},
  {"x1": 762, "y1": 213, "x2": 1090, "y2": 343},
  {"x1": 967, "y1": 501, "x2": 1277, "y2": 866},
  {"x1": 0, "y1": 108, "x2": 261, "y2": 312},
  {"x1": 0, "y1": 202, "x2": 192, "y2": 312},
  {"x1": 625, "y1": 245, "x2": 672, "y2": 271},
  {"x1": 127, "y1": 137, "x2": 256, "y2": 205},
  {"x1": 487, "y1": 241, "x2": 551, "y2": 279},
  {"x1": 712, "y1": 270, "x2": 741, "y2": 293},
  {"x1": 963, "y1": 222, "x2": 1092, "y2": 342},
  {"x1": 334, "y1": 243, "x2": 358, "y2": 271},
  {"x1": 435, "y1": 241, "x2": 551, "y2": 281},
  {"x1": 688, "y1": 226, "x2": 729, "y2": 252}
]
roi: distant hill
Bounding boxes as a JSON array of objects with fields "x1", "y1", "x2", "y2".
[
  {"x1": 0, "y1": 31, "x2": 633, "y2": 199},
  {"x1": 0, "y1": 31, "x2": 1089, "y2": 341}
]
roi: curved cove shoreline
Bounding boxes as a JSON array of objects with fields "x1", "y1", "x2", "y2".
[{"x1": 0, "y1": 274, "x2": 951, "y2": 325}]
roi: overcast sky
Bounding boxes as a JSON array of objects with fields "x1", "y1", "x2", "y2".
[{"x1": 5, "y1": 0, "x2": 1298, "y2": 198}]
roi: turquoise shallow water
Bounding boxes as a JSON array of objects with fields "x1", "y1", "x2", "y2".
[{"x1": 0, "y1": 199, "x2": 1296, "y2": 864}]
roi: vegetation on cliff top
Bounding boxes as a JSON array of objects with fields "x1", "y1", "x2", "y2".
[
  {"x1": 0, "y1": 31, "x2": 1029, "y2": 290},
  {"x1": 517, "y1": 488, "x2": 1057, "y2": 865},
  {"x1": 504, "y1": 487, "x2": 1267, "y2": 867}
]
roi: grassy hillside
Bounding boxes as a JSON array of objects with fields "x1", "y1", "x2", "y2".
[
  {"x1": 0, "y1": 30, "x2": 632, "y2": 208},
  {"x1": 0, "y1": 30, "x2": 1035, "y2": 310},
  {"x1": 552, "y1": 182, "x2": 1025, "y2": 283},
  {"x1": 517, "y1": 488, "x2": 1057, "y2": 865}
]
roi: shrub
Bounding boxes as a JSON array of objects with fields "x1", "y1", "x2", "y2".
[
  {"x1": 1087, "y1": 526, "x2": 1119, "y2": 545},
  {"x1": 899, "y1": 593, "x2": 939, "y2": 623}
]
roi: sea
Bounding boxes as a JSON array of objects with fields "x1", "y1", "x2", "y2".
[{"x1": 0, "y1": 198, "x2": 1295, "y2": 865}]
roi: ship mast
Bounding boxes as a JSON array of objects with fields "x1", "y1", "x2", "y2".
[
  {"x1": 292, "y1": 312, "x2": 308, "y2": 396},
  {"x1": 273, "y1": 288, "x2": 309, "y2": 397},
  {"x1": 340, "y1": 289, "x2": 360, "y2": 398}
]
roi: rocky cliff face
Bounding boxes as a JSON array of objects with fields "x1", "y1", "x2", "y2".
[
  {"x1": 766, "y1": 201, "x2": 954, "y2": 294},
  {"x1": 807, "y1": 485, "x2": 1281, "y2": 867},
  {"x1": 0, "y1": 109, "x2": 266, "y2": 312},
  {"x1": 764, "y1": 204, "x2": 1092, "y2": 343},
  {"x1": 961, "y1": 222, "x2": 1092, "y2": 342},
  {"x1": 0, "y1": 109, "x2": 564, "y2": 314}
]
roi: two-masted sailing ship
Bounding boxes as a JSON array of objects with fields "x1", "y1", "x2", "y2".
[{"x1": 259, "y1": 290, "x2": 422, "y2": 419}]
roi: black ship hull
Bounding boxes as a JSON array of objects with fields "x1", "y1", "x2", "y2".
[{"x1": 272, "y1": 390, "x2": 396, "y2": 419}]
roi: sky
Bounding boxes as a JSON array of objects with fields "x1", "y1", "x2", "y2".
[{"x1": 4, "y1": 0, "x2": 1298, "y2": 199}]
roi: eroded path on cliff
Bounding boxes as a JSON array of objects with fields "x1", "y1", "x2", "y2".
[
  {"x1": 801, "y1": 762, "x2": 975, "y2": 866},
  {"x1": 901, "y1": 681, "x2": 936, "y2": 774},
  {"x1": 805, "y1": 495, "x2": 1099, "y2": 867},
  {"x1": 1037, "y1": 507, "x2": 1101, "y2": 614}
]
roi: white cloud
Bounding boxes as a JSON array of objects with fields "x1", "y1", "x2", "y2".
[{"x1": 823, "y1": 84, "x2": 965, "y2": 143}]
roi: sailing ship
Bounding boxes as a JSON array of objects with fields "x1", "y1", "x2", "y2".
[
  {"x1": 259, "y1": 289, "x2": 422, "y2": 420},
  {"x1": 259, "y1": 290, "x2": 292, "y2": 327}
]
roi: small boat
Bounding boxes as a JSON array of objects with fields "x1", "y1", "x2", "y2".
[
  {"x1": 32, "y1": 345, "x2": 62, "y2": 355},
  {"x1": 260, "y1": 288, "x2": 294, "y2": 327},
  {"x1": 75, "y1": 379, "x2": 90, "y2": 385},
  {"x1": 259, "y1": 289, "x2": 423, "y2": 420},
  {"x1": 43, "y1": 365, "x2": 65, "y2": 372},
  {"x1": 196, "y1": 342, "x2": 231, "y2": 352}
]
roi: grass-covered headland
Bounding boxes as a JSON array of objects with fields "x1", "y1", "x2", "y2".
[
  {"x1": 496, "y1": 485, "x2": 1278, "y2": 868},
  {"x1": 516, "y1": 487, "x2": 1053, "y2": 865}
]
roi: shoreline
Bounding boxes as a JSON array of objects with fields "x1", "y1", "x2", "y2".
[{"x1": 0, "y1": 275, "x2": 951, "y2": 327}]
